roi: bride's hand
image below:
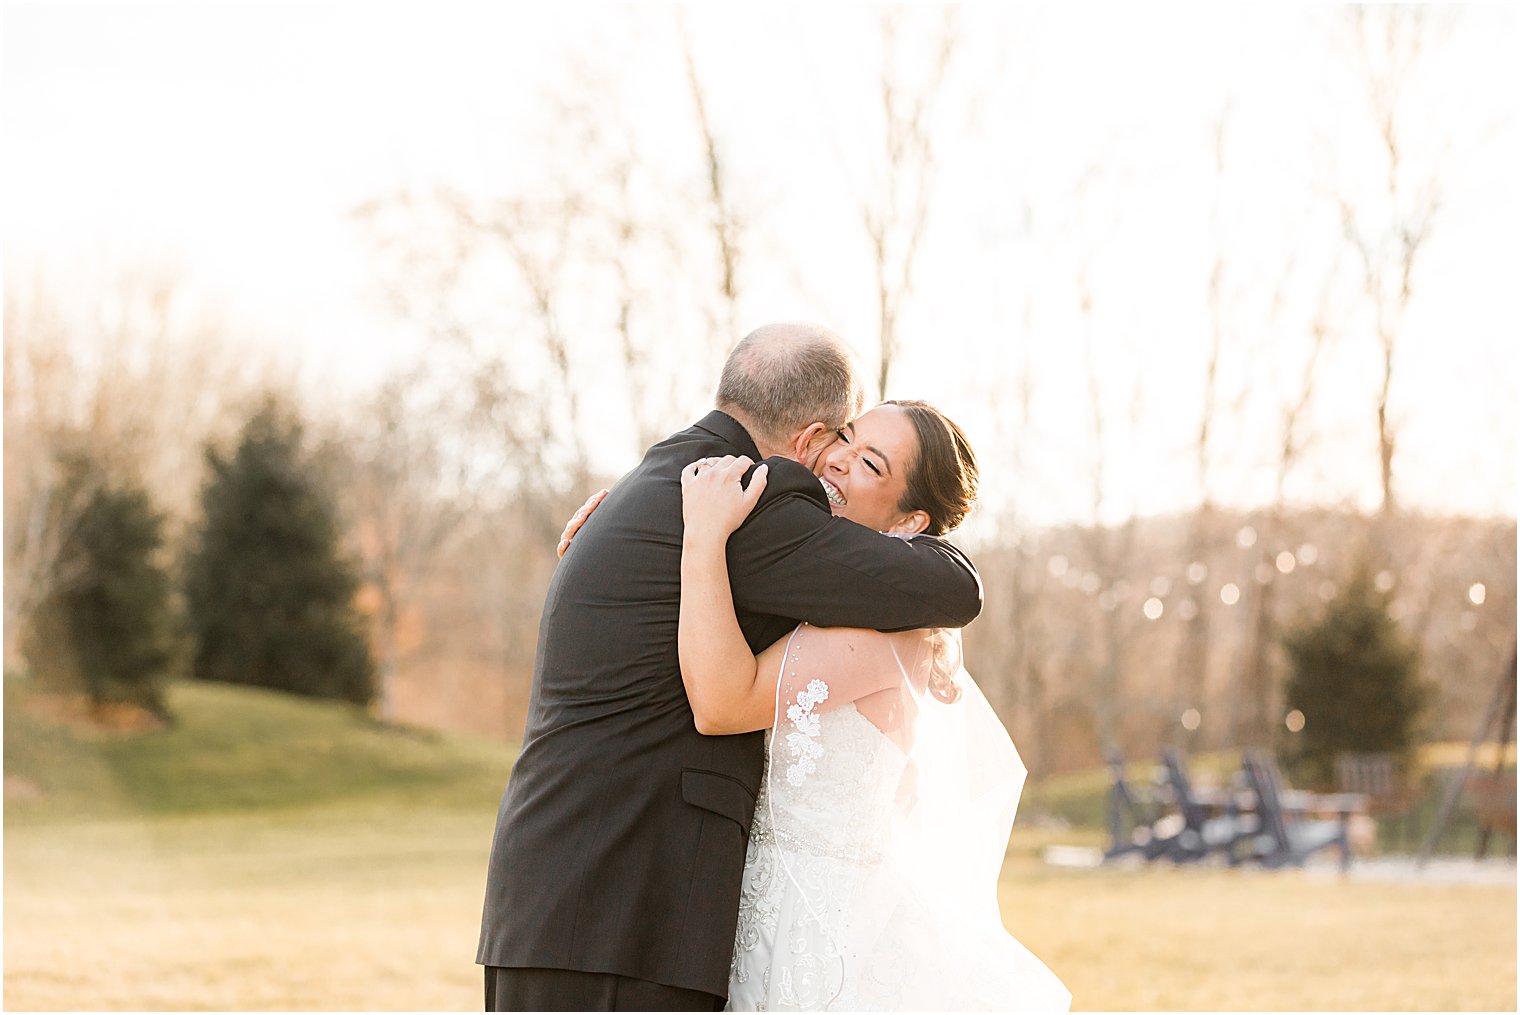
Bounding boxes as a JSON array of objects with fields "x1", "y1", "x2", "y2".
[{"x1": 681, "y1": 455, "x2": 768, "y2": 543}]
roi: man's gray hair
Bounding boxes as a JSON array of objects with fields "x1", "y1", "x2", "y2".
[{"x1": 716, "y1": 322, "x2": 866, "y2": 445}]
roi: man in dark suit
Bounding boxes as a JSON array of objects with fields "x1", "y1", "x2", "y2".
[{"x1": 477, "y1": 322, "x2": 983, "y2": 1011}]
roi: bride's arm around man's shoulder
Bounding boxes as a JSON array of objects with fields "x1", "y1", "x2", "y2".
[{"x1": 723, "y1": 455, "x2": 983, "y2": 632}]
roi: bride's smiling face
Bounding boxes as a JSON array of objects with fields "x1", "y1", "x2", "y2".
[{"x1": 815, "y1": 405, "x2": 926, "y2": 534}]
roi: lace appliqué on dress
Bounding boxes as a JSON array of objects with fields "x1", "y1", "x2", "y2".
[{"x1": 784, "y1": 678, "x2": 830, "y2": 786}]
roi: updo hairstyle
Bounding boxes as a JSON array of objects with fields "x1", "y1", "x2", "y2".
[{"x1": 883, "y1": 400, "x2": 979, "y2": 536}]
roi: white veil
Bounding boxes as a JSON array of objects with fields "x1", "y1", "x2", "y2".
[{"x1": 756, "y1": 624, "x2": 1061, "y2": 1011}]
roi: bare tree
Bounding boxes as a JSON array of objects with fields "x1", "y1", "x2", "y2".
[
  {"x1": 3, "y1": 296, "x2": 95, "y2": 665},
  {"x1": 963, "y1": 310, "x2": 1052, "y2": 769},
  {"x1": 357, "y1": 27, "x2": 761, "y2": 475},
  {"x1": 1077, "y1": 264, "x2": 1148, "y2": 755},
  {"x1": 1231, "y1": 277, "x2": 1340, "y2": 745},
  {"x1": 332, "y1": 366, "x2": 479, "y2": 719},
  {"x1": 678, "y1": 12, "x2": 744, "y2": 346},
  {"x1": 1334, "y1": 6, "x2": 1450, "y2": 526},
  {"x1": 1188, "y1": 104, "x2": 1334, "y2": 748},
  {"x1": 860, "y1": 6, "x2": 958, "y2": 397},
  {"x1": 1173, "y1": 107, "x2": 1236, "y2": 749},
  {"x1": 442, "y1": 189, "x2": 596, "y2": 484},
  {"x1": 999, "y1": 337, "x2": 1051, "y2": 769}
]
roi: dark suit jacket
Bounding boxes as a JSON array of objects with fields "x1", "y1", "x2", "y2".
[{"x1": 476, "y1": 410, "x2": 982, "y2": 997}]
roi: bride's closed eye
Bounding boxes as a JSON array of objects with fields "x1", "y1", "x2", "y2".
[{"x1": 837, "y1": 428, "x2": 883, "y2": 476}]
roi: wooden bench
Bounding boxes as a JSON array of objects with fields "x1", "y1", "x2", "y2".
[
  {"x1": 1470, "y1": 769, "x2": 1517, "y2": 858},
  {"x1": 1336, "y1": 751, "x2": 1419, "y2": 851}
]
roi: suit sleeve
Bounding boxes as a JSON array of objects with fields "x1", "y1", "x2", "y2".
[{"x1": 724, "y1": 458, "x2": 983, "y2": 631}]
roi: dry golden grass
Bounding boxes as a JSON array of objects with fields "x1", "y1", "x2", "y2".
[
  {"x1": 999, "y1": 851, "x2": 1516, "y2": 1011},
  {"x1": 5, "y1": 682, "x2": 1514, "y2": 1011},
  {"x1": 5, "y1": 809, "x2": 1514, "y2": 1012},
  {"x1": 4, "y1": 805, "x2": 497, "y2": 1011}
]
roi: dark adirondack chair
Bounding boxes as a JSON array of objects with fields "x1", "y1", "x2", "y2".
[
  {"x1": 1242, "y1": 749, "x2": 1364, "y2": 871},
  {"x1": 1158, "y1": 747, "x2": 1251, "y2": 865},
  {"x1": 1103, "y1": 750, "x2": 1176, "y2": 862}
]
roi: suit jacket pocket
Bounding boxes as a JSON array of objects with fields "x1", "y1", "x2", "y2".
[{"x1": 681, "y1": 768, "x2": 757, "y2": 835}]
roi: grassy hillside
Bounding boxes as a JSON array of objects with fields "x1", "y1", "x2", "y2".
[{"x1": 3, "y1": 675, "x2": 515, "y2": 821}]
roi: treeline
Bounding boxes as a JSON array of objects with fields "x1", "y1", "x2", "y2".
[
  {"x1": 965, "y1": 507, "x2": 1513, "y2": 777},
  {"x1": 5, "y1": 274, "x2": 1515, "y2": 779}
]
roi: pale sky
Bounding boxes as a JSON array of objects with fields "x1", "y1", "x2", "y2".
[{"x1": 5, "y1": 2, "x2": 1518, "y2": 528}]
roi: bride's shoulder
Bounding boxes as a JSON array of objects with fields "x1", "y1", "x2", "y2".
[
  {"x1": 797, "y1": 623, "x2": 928, "y2": 647},
  {"x1": 796, "y1": 625, "x2": 937, "y2": 673}
]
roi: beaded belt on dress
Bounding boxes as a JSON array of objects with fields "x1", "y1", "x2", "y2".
[{"x1": 752, "y1": 822, "x2": 884, "y2": 866}]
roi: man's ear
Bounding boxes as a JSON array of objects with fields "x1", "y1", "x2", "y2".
[
  {"x1": 792, "y1": 422, "x2": 836, "y2": 470},
  {"x1": 886, "y1": 510, "x2": 932, "y2": 536}
]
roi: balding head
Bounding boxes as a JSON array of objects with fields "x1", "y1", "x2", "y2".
[{"x1": 716, "y1": 322, "x2": 867, "y2": 454}]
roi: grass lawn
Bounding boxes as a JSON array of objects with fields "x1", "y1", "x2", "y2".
[
  {"x1": 5, "y1": 677, "x2": 1515, "y2": 1011},
  {"x1": 999, "y1": 836, "x2": 1515, "y2": 1011}
]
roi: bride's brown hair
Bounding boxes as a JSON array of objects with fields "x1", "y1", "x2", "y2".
[
  {"x1": 883, "y1": 400, "x2": 979, "y2": 537},
  {"x1": 883, "y1": 400, "x2": 977, "y2": 704}
]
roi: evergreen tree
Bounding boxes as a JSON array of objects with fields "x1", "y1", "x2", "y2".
[
  {"x1": 184, "y1": 399, "x2": 375, "y2": 705},
  {"x1": 1280, "y1": 562, "x2": 1425, "y2": 787},
  {"x1": 24, "y1": 467, "x2": 179, "y2": 715}
]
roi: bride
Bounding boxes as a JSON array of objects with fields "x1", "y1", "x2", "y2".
[{"x1": 679, "y1": 401, "x2": 1071, "y2": 1012}]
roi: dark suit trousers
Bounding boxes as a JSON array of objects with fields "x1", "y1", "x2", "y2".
[{"x1": 484, "y1": 966, "x2": 725, "y2": 1012}]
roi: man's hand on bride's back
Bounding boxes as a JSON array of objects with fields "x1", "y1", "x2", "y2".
[
  {"x1": 681, "y1": 456, "x2": 769, "y2": 544},
  {"x1": 556, "y1": 489, "x2": 610, "y2": 559}
]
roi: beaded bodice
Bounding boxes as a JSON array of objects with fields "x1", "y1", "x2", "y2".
[{"x1": 750, "y1": 702, "x2": 907, "y2": 866}]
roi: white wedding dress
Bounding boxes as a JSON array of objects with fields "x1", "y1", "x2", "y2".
[{"x1": 726, "y1": 626, "x2": 1071, "y2": 1012}]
